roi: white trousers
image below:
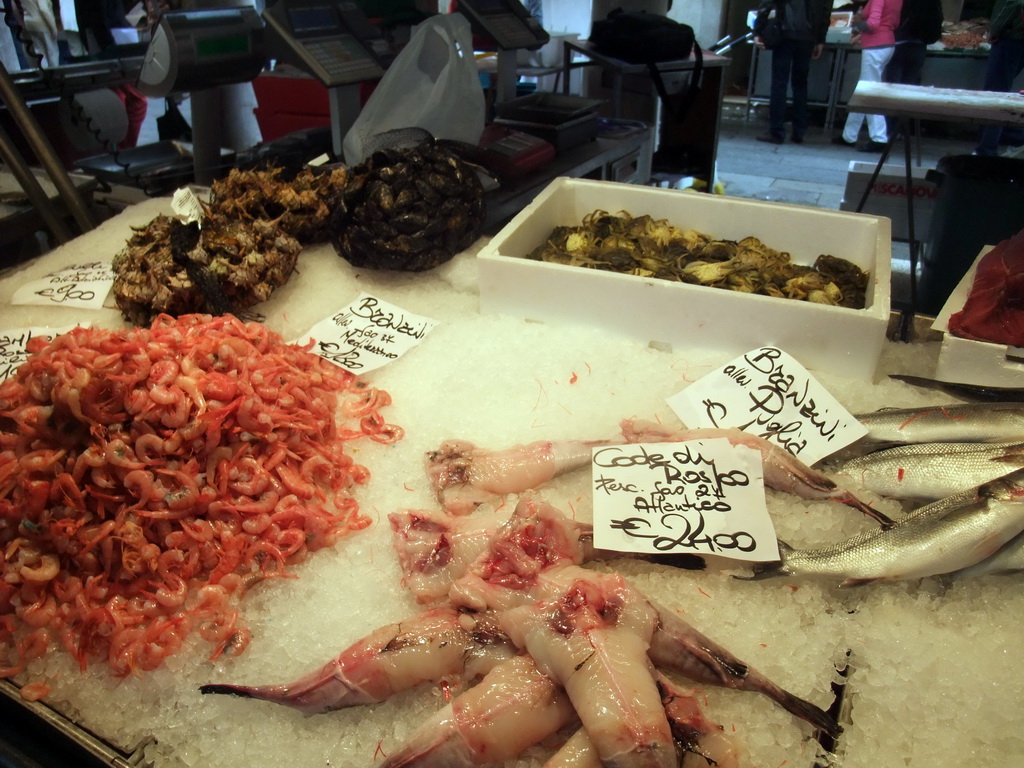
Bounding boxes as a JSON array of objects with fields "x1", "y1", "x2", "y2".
[{"x1": 842, "y1": 46, "x2": 895, "y2": 144}]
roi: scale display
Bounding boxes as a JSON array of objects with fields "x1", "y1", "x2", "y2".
[
  {"x1": 456, "y1": 0, "x2": 548, "y2": 51},
  {"x1": 263, "y1": 0, "x2": 386, "y2": 88}
]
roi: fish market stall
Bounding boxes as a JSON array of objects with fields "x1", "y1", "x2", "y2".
[{"x1": 1, "y1": 183, "x2": 1023, "y2": 768}]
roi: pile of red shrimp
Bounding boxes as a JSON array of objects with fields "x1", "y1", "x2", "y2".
[{"x1": 0, "y1": 314, "x2": 400, "y2": 682}]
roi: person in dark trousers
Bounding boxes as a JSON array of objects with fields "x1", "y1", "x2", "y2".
[
  {"x1": 883, "y1": 0, "x2": 943, "y2": 85},
  {"x1": 753, "y1": 0, "x2": 831, "y2": 144},
  {"x1": 974, "y1": 0, "x2": 1024, "y2": 156}
]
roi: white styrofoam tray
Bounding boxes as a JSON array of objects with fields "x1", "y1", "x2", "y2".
[
  {"x1": 932, "y1": 246, "x2": 1024, "y2": 387},
  {"x1": 478, "y1": 177, "x2": 892, "y2": 380},
  {"x1": 839, "y1": 160, "x2": 938, "y2": 243}
]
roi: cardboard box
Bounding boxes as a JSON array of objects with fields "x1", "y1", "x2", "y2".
[
  {"x1": 478, "y1": 178, "x2": 891, "y2": 380},
  {"x1": 931, "y1": 246, "x2": 1024, "y2": 387},
  {"x1": 839, "y1": 161, "x2": 938, "y2": 242}
]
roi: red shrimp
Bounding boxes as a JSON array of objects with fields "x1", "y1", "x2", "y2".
[
  {"x1": 104, "y1": 439, "x2": 144, "y2": 470},
  {"x1": 159, "y1": 394, "x2": 192, "y2": 429},
  {"x1": 0, "y1": 314, "x2": 399, "y2": 679},
  {"x1": 228, "y1": 455, "x2": 270, "y2": 496},
  {"x1": 155, "y1": 574, "x2": 188, "y2": 608},
  {"x1": 276, "y1": 463, "x2": 316, "y2": 500},
  {"x1": 79, "y1": 377, "x2": 127, "y2": 425},
  {"x1": 122, "y1": 469, "x2": 154, "y2": 509},
  {"x1": 19, "y1": 680, "x2": 51, "y2": 701},
  {"x1": 156, "y1": 469, "x2": 200, "y2": 511},
  {"x1": 51, "y1": 473, "x2": 85, "y2": 511},
  {"x1": 21, "y1": 628, "x2": 51, "y2": 663},
  {"x1": 22, "y1": 594, "x2": 57, "y2": 627},
  {"x1": 134, "y1": 433, "x2": 169, "y2": 465},
  {"x1": 18, "y1": 449, "x2": 65, "y2": 473},
  {"x1": 20, "y1": 554, "x2": 60, "y2": 584},
  {"x1": 20, "y1": 479, "x2": 51, "y2": 514}
]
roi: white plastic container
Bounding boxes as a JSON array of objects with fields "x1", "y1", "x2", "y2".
[
  {"x1": 478, "y1": 177, "x2": 892, "y2": 380},
  {"x1": 839, "y1": 160, "x2": 938, "y2": 243},
  {"x1": 932, "y1": 246, "x2": 1024, "y2": 387}
]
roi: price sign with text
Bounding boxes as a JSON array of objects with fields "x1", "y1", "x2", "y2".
[
  {"x1": 667, "y1": 346, "x2": 866, "y2": 465},
  {"x1": 298, "y1": 294, "x2": 437, "y2": 373},
  {"x1": 12, "y1": 262, "x2": 115, "y2": 310},
  {"x1": 0, "y1": 326, "x2": 76, "y2": 383},
  {"x1": 591, "y1": 440, "x2": 779, "y2": 562}
]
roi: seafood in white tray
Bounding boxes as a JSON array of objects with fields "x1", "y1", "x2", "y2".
[{"x1": 2, "y1": 199, "x2": 1023, "y2": 768}]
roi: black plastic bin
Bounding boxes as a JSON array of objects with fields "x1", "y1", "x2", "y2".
[{"x1": 917, "y1": 154, "x2": 1024, "y2": 316}]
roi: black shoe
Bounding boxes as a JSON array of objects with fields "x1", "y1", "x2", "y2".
[
  {"x1": 831, "y1": 136, "x2": 855, "y2": 146},
  {"x1": 756, "y1": 133, "x2": 784, "y2": 145},
  {"x1": 857, "y1": 140, "x2": 888, "y2": 152},
  {"x1": 791, "y1": 133, "x2": 804, "y2": 144}
]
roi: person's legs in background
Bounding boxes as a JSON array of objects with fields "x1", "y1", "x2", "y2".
[
  {"x1": 766, "y1": 40, "x2": 796, "y2": 141},
  {"x1": 884, "y1": 42, "x2": 926, "y2": 85},
  {"x1": 841, "y1": 45, "x2": 894, "y2": 146},
  {"x1": 788, "y1": 40, "x2": 815, "y2": 142},
  {"x1": 114, "y1": 84, "x2": 148, "y2": 149},
  {"x1": 975, "y1": 38, "x2": 1024, "y2": 155},
  {"x1": 864, "y1": 47, "x2": 895, "y2": 142}
]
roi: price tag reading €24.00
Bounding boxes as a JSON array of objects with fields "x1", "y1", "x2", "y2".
[
  {"x1": 11, "y1": 262, "x2": 115, "y2": 310},
  {"x1": 591, "y1": 440, "x2": 779, "y2": 562},
  {"x1": 667, "y1": 346, "x2": 867, "y2": 466},
  {"x1": 298, "y1": 293, "x2": 438, "y2": 374}
]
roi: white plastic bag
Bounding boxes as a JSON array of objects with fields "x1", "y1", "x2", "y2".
[{"x1": 342, "y1": 14, "x2": 484, "y2": 165}]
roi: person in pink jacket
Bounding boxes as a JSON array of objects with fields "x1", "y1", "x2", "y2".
[{"x1": 833, "y1": 0, "x2": 904, "y2": 151}]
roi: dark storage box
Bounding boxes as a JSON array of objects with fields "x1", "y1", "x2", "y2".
[
  {"x1": 494, "y1": 92, "x2": 603, "y2": 125},
  {"x1": 492, "y1": 113, "x2": 599, "y2": 152},
  {"x1": 918, "y1": 154, "x2": 1024, "y2": 315}
]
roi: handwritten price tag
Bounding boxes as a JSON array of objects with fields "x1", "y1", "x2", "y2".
[
  {"x1": 592, "y1": 440, "x2": 779, "y2": 562},
  {"x1": 0, "y1": 326, "x2": 76, "y2": 383},
  {"x1": 298, "y1": 294, "x2": 437, "y2": 373},
  {"x1": 667, "y1": 346, "x2": 867, "y2": 465},
  {"x1": 11, "y1": 262, "x2": 115, "y2": 310}
]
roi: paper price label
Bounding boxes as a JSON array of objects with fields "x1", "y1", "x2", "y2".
[
  {"x1": 667, "y1": 346, "x2": 866, "y2": 465},
  {"x1": 298, "y1": 294, "x2": 438, "y2": 373},
  {"x1": 172, "y1": 187, "x2": 205, "y2": 225},
  {"x1": 592, "y1": 440, "x2": 779, "y2": 563},
  {"x1": 0, "y1": 326, "x2": 78, "y2": 383},
  {"x1": 11, "y1": 262, "x2": 115, "y2": 310}
]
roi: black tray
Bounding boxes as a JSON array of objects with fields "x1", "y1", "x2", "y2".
[
  {"x1": 492, "y1": 112, "x2": 599, "y2": 153},
  {"x1": 76, "y1": 141, "x2": 235, "y2": 194},
  {"x1": 493, "y1": 92, "x2": 603, "y2": 125}
]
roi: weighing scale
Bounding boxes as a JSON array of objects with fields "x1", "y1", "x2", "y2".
[
  {"x1": 454, "y1": 0, "x2": 549, "y2": 104},
  {"x1": 138, "y1": 1, "x2": 391, "y2": 159},
  {"x1": 135, "y1": 0, "x2": 554, "y2": 174}
]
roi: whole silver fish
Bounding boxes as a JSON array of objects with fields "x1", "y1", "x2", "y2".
[
  {"x1": 950, "y1": 529, "x2": 1024, "y2": 578},
  {"x1": 746, "y1": 468, "x2": 1024, "y2": 586},
  {"x1": 856, "y1": 403, "x2": 1024, "y2": 445},
  {"x1": 837, "y1": 441, "x2": 1024, "y2": 501}
]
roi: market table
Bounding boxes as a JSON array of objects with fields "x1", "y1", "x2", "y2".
[
  {"x1": 845, "y1": 81, "x2": 1024, "y2": 316},
  {"x1": 1, "y1": 194, "x2": 1022, "y2": 768}
]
